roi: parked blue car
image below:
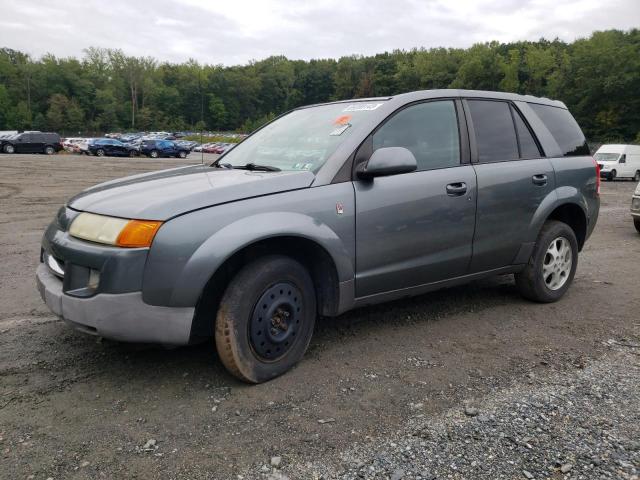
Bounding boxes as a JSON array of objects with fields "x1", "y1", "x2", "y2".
[{"x1": 139, "y1": 140, "x2": 189, "y2": 158}]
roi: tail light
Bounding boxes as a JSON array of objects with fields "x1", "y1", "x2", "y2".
[{"x1": 593, "y1": 157, "x2": 600, "y2": 195}]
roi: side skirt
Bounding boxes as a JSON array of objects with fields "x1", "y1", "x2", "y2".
[{"x1": 350, "y1": 265, "x2": 524, "y2": 310}]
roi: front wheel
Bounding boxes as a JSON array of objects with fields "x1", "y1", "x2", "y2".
[
  {"x1": 633, "y1": 171, "x2": 640, "y2": 182},
  {"x1": 95, "y1": 149, "x2": 105, "y2": 157},
  {"x1": 609, "y1": 170, "x2": 617, "y2": 181},
  {"x1": 215, "y1": 255, "x2": 316, "y2": 383},
  {"x1": 4, "y1": 144, "x2": 15, "y2": 154},
  {"x1": 634, "y1": 218, "x2": 640, "y2": 234},
  {"x1": 177, "y1": 150, "x2": 187, "y2": 159},
  {"x1": 515, "y1": 220, "x2": 578, "y2": 303},
  {"x1": 149, "y1": 150, "x2": 159, "y2": 158}
]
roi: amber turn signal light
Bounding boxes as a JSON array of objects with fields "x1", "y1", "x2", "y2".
[{"x1": 116, "y1": 220, "x2": 163, "y2": 248}]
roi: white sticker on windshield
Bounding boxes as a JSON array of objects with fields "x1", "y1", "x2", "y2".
[
  {"x1": 330, "y1": 124, "x2": 351, "y2": 136},
  {"x1": 343, "y1": 103, "x2": 383, "y2": 112}
]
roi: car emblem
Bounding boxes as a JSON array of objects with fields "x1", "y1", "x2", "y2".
[{"x1": 336, "y1": 202, "x2": 344, "y2": 215}]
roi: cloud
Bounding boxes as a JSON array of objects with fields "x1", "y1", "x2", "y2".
[{"x1": 0, "y1": 0, "x2": 637, "y2": 65}]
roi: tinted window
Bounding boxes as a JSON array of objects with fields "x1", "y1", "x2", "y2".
[
  {"x1": 468, "y1": 100, "x2": 518, "y2": 162},
  {"x1": 372, "y1": 100, "x2": 460, "y2": 171},
  {"x1": 528, "y1": 103, "x2": 589, "y2": 157},
  {"x1": 511, "y1": 106, "x2": 541, "y2": 158}
]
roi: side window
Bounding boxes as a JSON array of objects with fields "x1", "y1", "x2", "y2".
[
  {"x1": 467, "y1": 100, "x2": 518, "y2": 162},
  {"x1": 528, "y1": 103, "x2": 590, "y2": 157},
  {"x1": 511, "y1": 106, "x2": 542, "y2": 158},
  {"x1": 372, "y1": 100, "x2": 460, "y2": 171}
]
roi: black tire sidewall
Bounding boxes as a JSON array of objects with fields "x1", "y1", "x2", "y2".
[
  {"x1": 215, "y1": 255, "x2": 316, "y2": 383},
  {"x1": 524, "y1": 221, "x2": 579, "y2": 302},
  {"x1": 45, "y1": 146, "x2": 54, "y2": 155},
  {"x1": 634, "y1": 218, "x2": 640, "y2": 234},
  {"x1": 5, "y1": 144, "x2": 14, "y2": 153}
]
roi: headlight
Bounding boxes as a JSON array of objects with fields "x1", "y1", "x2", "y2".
[{"x1": 69, "y1": 212, "x2": 162, "y2": 248}]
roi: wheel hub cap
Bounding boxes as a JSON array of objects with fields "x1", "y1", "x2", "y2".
[
  {"x1": 249, "y1": 283, "x2": 302, "y2": 360},
  {"x1": 542, "y1": 236, "x2": 572, "y2": 291}
]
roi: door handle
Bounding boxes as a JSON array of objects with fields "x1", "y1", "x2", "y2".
[
  {"x1": 532, "y1": 174, "x2": 548, "y2": 186},
  {"x1": 446, "y1": 182, "x2": 467, "y2": 196}
]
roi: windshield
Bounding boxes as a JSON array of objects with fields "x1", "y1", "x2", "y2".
[
  {"x1": 594, "y1": 152, "x2": 620, "y2": 162},
  {"x1": 217, "y1": 101, "x2": 386, "y2": 172}
]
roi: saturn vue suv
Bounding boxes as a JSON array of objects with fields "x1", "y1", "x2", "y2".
[{"x1": 36, "y1": 89, "x2": 600, "y2": 383}]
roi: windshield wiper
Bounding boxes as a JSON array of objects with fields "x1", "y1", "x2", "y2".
[{"x1": 231, "y1": 163, "x2": 281, "y2": 172}]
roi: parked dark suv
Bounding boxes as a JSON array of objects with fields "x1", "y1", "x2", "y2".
[
  {"x1": 36, "y1": 89, "x2": 599, "y2": 383},
  {"x1": 1, "y1": 132, "x2": 62, "y2": 154},
  {"x1": 139, "y1": 139, "x2": 190, "y2": 158}
]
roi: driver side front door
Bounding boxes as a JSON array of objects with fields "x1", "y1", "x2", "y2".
[{"x1": 354, "y1": 99, "x2": 477, "y2": 299}]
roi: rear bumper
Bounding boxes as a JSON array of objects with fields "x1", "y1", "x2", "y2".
[{"x1": 37, "y1": 264, "x2": 194, "y2": 345}]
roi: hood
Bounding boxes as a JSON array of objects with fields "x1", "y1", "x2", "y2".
[{"x1": 68, "y1": 165, "x2": 315, "y2": 220}]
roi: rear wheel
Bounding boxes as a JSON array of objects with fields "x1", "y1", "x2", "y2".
[
  {"x1": 515, "y1": 220, "x2": 578, "y2": 303},
  {"x1": 149, "y1": 150, "x2": 159, "y2": 158},
  {"x1": 635, "y1": 218, "x2": 640, "y2": 234},
  {"x1": 4, "y1": 144, "x2": 15, "y2": 154},
  {"x1": 95, "y1": 149, "x2": 105, "y2": 157},
  {"x1": 128, "y1": 149, "x2": 138, "y2": 157},
  {"x1": 178, "y1": 150, "x2": 187, "y2": 159},
  {"x1": 215, "y1": 255, "x2": 316, "y2": 383},
  {"x1": 44, "y1": 145, "x2": 55, "y2": 155}
]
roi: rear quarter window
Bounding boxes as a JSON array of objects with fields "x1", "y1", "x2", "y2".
[{"x1": 528, "y1": 103, "x2": 589, "y2": 157}]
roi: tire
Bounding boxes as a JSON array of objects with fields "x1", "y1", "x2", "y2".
[
  {"x1": 128, "y1": 149, "x2": 138, "y2": 157},
  {"x1": 634, "y1": 171, "x2": 640, "y2": 182},
  {"x1": 4, "y1": 144, "x2": 15, "y2": 154},
  {"x1": 149, "y1": 150, "x2": 159, "y2": 158},
  {"x1": 635, "y1": 218, "x2": 640, "y2": 234},
  {"x1": 609, "y1": 170, "x2": 617, "y2": 181},
  {"x1": 96, "y1": 149, "x2": 105, "y2": 157},
  {"x1": 515, "y1": 220, "x2": 578, "y2": 303},
  {"x1": 178, "y1": 150, "x2": 187, "y2": 159},
  {"x1": 215, "y1": 255, "x2": 316, "y2": 383},
  {"x1": 44, "y1": 145, "x2": 55, "y2": 155}
]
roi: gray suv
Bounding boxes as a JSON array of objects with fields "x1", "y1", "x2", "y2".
[{"x1": 37, "y1": 90, "x2": 600, "y2": 383}]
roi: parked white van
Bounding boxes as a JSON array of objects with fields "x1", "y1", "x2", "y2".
[{"x1": 595, "y1": 144, "x2": 640, "y2": 181}]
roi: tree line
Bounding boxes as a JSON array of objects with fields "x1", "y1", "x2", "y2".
[{"x1": 0, "y1": 29, "x2": 638, "y2": 142}]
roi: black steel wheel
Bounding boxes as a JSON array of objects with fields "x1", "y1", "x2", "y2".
[
  {"x1": 248, "y1": 282, "x2": 303, "y2": 361},
  {"x1": 215, "y1": 255, "x2": 316, "y2": 383}
]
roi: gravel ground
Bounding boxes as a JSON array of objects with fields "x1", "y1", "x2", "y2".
[
  {"x1": 0, "y1": 154, "x2": 639, "y2": 480},
  {"x1": 277, "y1": 346, "x2": 640, "y2": 480}
]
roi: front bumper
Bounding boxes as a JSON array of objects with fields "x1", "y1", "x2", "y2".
[
  {"x1": 631, "y1": 196, "x2": 640, "y2": 217},
  {"x1": 37, "y1": 262, "x2": 195, "y2": 346}
]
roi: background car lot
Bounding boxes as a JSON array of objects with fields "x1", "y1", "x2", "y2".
[{"x1": 0, "y1": 154, "x2": 638, "y2": 479}]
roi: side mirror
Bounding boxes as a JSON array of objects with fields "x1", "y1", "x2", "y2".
[
  {"x1": 356, "y1": 147, "x2": 417, "y2": 180},
  {"x1": 619, "y1": 154, "x2": 626, "y2": 164}
]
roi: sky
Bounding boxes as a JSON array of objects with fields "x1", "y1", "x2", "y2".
[{"x1": 0, "y1": 0, "x2": 638, "y2": 65}]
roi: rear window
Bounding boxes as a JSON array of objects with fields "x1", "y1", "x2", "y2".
[
  {"x1": 467, "y1": 100, "x2": 519, "y2": 162},
  {"x1": 528, "y1": 103, "x2": 589, "y2": 157}
]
